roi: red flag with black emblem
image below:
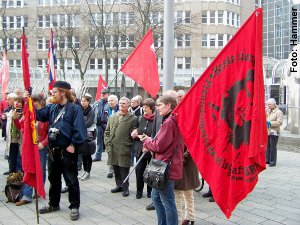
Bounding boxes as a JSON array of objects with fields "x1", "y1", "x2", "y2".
[
  {"x1": 173, "y1": 8, "x2": 267, "y2": 218},
  {"x1": 120, "y1": 28, "x2": 160, "y2": 97}
]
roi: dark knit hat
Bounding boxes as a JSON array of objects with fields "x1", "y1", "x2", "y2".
[
  {"x1": 53, "y1": 81, "x2": 71, "y2": 90},
  {"x1": 101, "y1": 88, "x2": 110, "y2": 94}
]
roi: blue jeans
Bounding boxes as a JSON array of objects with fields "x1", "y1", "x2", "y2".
[
  {"x1": 151, "y1": 180, "x2": 178, "y2": 225},
  {"x1": 94, "y1": 126, "x2": 104, "y2": 160},
  {"x1": 22, "y1": 147, "x2": 47, "y2": 201}
]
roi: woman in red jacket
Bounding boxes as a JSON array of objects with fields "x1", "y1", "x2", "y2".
[{"x1": 141, "y1": 95, "x2": 184, "y2": 225}]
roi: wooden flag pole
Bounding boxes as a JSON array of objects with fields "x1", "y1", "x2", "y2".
[{"x1": 35, "y1": 189, "x2": 40, "y2": 224}]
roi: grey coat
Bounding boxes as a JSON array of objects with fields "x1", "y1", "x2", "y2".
[{"x1": 104, "y1": 112, "x2": 137, "y2": 168}]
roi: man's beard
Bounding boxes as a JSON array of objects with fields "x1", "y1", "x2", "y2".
[{"x1": 49, "y1": 96, "x2": 60, "y2": 104}]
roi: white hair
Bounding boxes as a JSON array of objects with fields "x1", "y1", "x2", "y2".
[
  {"x1": 120, "y1": 96, "x2": 131, "y2": 105},
  {"x1": 7, "y1": 93, "x2": 17, "y2": 99},
  {"x1": 108, "y1": 95, "x2": 118, "y2": 102},
  {"x1": 177, "y1": 90, "x2": 186, "y2": 96},
  {"x1": 267, "y1": 98, "x2": 276, "y2": 105}
]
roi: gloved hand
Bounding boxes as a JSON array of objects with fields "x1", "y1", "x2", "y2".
[{"x1": 267, "y1": 121, "x2": 271, "y2": 128}]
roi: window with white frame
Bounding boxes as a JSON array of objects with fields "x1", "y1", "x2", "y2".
[
  {"x1": 105, "y1": 35, "x2": 111, "y2": 48},
  {"x1": 90, "y1": 58, "x2": 95, "y2": 69},
  {"x1": 210, "y1": 11, "x2": 215, "y2": 24},
  {"x1": 113, "y1": 35, "x2": 118, "y2": 48},
  {"x1": 185, "y1": 57, "x2": 191, "y2": 69},
  {"x1": 151, "y1": 11, "x2": 159, "y2": 24},
  {"x1": 59, "y1": 14, "x2": 65, "y2": 27},
  {"x1": 9, "y1": 16, "x2": 14, "y2": 29},
  {"x1": 90, "y1": 36, "x2": 96, "y2": 48},
  {"x1": 74, "y1": 36, "x2": 79, "y2": 49},
  {"x1": 176, "y1": 57, "x2": 183, "y2": 69},
  {"x1": 2, "y1": 16, "x2": 7, "y2": 29},
  {"x1": 201, "y1": 34, "x2": 207, "y2": 47},
  {"x1": 210, "y1": 34, "x2": 216, "y2": 47},
  {"x1": 120, "y1": 12, "x2": 127, "y2": 25},
  {"x1": 176, "y1": 34, "x2": 183, "y2": 48},
  {"x1": 128, "y1": 35, "x2": 134, "y2": 47},
  {"x1": 128, "y1": 12, "x2": 134, "y2": 25},
  {"x1": 16, "y1": 59, "x2": 21, "y2": 67},
  {"x1": 37, "y1": 59, "x2": 46, "y2": 69},
  {"x1": 113, "y1": 58, "x2": 118, "y2": 69},
  {"x1": 202, "y1": 11, "x2": 207, "y2": 24},
  {"x1": 107, "y1": 58, "x2": 111, "y2": 70},
  {"x1": 8, "y1": 60, "x2": 14, "y2": 67},
  {"x1": 98, "y1": 58, "x2": 103, "y2": 69},
  {"x1": 113, "y1": 12, "x2": 119, "y2": 25},
  {"x1": 218, "y1": 11, "x2": 224, "y2": 24},
  {"x1": 120, "y1": 58, "x2": 126, "y2": 66},
  {"x1": 176, "y1": 11, "x2": 183, "y2": 23},
  {"x1": 74, "y1": 14, "x2": 80, "y2": 27},
  {"x1": 218, "y1": 34, "x2": 224, "y2": 47},
  {"x1": 105, "y1": 12, "x2": 112, "y2": 25},
  {"x1": 37, "y1": 38, "x2": 44, "y2": 50},
  {"x1": 8, "y1": 38, "x2": 14, "y2": 50},
  {"x1": 185, "y1": 34, "x2": 191, "y2": 47},
  {"x1": 185, "y1": 11, "x2": 191, "y2": 23},
  {"x1": 120, "y1": 35, "x2": 127, "y2": 48},
  {"x1": 66, "y1": 59, "x2": 73, "y2": 70}
]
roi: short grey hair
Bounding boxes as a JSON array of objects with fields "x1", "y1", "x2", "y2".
[
  {"x1": 7, "y1": 93, "x2": 17, "y2": 99},
  {"x1": 120, "y1": 97, "x2": 131, "y2": 105},
  {"x1": 177, "y1": 90, "x2": 185, "y2": 96},
  {"x1": 267, "y1": 98, "x2": 276, "y2": 105},
  {"x1": 108, "y1": 95, "x2": 118, "y2": 102}
]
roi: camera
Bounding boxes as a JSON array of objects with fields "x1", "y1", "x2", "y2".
[
  {"x1": 15, "y1": 108, "x2": 23, "y2": 116},
  {"x1": 49, "y1": 128, "x2": 60, "y2": 142}
]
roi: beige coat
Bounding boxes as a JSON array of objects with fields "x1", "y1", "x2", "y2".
[
  {"x1": 267, "y1": 106, "x2": 283, "y2": 136},
  {"x1": 104, "y1": 112, "x2": 137, "y2": 168}
]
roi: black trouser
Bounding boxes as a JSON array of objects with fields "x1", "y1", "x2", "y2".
[
  {"x1": 9, "y1": 143, "x2": 20, "y2": 173},
  {"x1": 266, "y1": 135, "x2": 278, "y2": 166},
  {"x1": 82, "y1": 155, "x2": 92, "y2": 173},
  {"x1": 135, "y1": 156, "x2": 152, "y2": 195},
  {"x1": 113, "y1": 165, "x2": 129, "y2": 191},
  {"x1": 48, "y1": 148, "x2": 80, "y2": 209}
]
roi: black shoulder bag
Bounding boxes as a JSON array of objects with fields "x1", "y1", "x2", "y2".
[{"x1": 143, "y1": 135, "x2": 179, "y2": 190}]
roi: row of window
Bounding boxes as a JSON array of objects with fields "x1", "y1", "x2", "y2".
[
  {"x1": 37, "y1": 0, "x2": 80, "y2": 6},
  {"x1": 202, "y1": 10, "x2": 240, "y2": 27},
  {"x1": 89, "y1": 35, "x2": 135, "y2": 49},
  {"x1": 0, "y1": 38, "x2": 27, "y2": 51},
  {"x1": 202, "y1": 0, "x2": 240, "y2": 5},
  {"x1": 1, "y1": 16, "x2": 28, "y2": 30},
  {"x1": 38, "y1": 14, "x2": 80, "y2": 28},
  {"x1": 1, "y1": 0, "x2": 27, "y2": 7},
  {"x1": 201, "y1": 34, "x2": 232, "y2": 48}
]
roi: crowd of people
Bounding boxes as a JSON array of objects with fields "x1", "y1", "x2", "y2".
[{"x1": 0, "y1": 80, "x2": 283, "y2": 224}]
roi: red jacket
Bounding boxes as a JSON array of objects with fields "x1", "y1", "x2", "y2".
[
  {"x1": 14, "y1": 118, "x2": 48, "y2": 147},
  {"x1": 0, "y1": 99, "x2": 8, "y2": 115},
  {"x1": 143, "y1": 115, "x2": 184, "y2": 180}
]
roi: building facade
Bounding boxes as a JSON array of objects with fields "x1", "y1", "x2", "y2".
[{"x1": 0, "y1": 0, "x2": 255, "y2": 93}]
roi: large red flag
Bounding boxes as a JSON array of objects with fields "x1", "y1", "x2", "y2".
[
  {"x1": 120, "y1": 28, "x2": 160, "y2": 97},
  {"x1": 21, "y1": 34, "x2": 45, "y2": 199},
  {"x1": 173, "y1": 8, "x2": 267, "y2": 218},
  {"x1": 95, "y1": 75, "x2": 107, "y2": 101},
  {"x1": 1, "y1": 50, "x2": 9, "y2": 100}
]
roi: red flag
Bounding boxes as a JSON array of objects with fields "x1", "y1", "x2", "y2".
[
  {"x1": 1, "y1": 50, "x2": 9, "y2": 100},
  {"x1": 173, "y1": 8, "x2": 267, "y2": 218},
  {"x1": 95, "y1": 75, "x2": 107, "y2": 101},
  {"x1": 120, "y1": 28, "x2": 160, "y2": 97},
  {"x1": 21, "y1": 34, "x2": 46, "y2": 199}
]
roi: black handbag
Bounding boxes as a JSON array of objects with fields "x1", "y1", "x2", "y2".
[
  {"x1": 75, "y1": 140, "x2": 96, "y2": 155},
  {"x1": 143, "y1": 138, "x2": 179, "y2": 190},
  {"x1": 143, "y1": 158, "x2": 169, "y2": 190}
]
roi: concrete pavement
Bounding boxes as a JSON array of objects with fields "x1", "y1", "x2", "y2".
[{"x1": 0, "y1": 138, "x2": 299, "y2": 224}]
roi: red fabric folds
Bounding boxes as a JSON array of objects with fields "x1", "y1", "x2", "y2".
[{"x1": 173, "y1": 8, "x2": 267, "y2": 218}]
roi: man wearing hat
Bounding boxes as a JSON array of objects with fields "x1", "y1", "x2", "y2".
[
  {"x1": 92, "y1": 88, "x2": 110, "y2": 162},
  {"x1": 33, "y1": 81, "x2": 87, "y2": 221}
]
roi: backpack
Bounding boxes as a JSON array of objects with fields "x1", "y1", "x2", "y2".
[{"x1": 5, "y1": 182, "x2": 23, "y2": 203}]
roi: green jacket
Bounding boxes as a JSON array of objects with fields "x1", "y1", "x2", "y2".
[{"x1": 104, "y1": 112, "x2": 137, "y2": 168}]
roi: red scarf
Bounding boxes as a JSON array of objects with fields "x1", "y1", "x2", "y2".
[{"x1": 143, "y1": 113, "x2": 155, "y2": 121}]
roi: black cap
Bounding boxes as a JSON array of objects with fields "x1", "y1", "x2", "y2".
[
  {"x1": 53, "y1": 81, "x2": 71, "y2": 90},
  {"x1": 101, "y1": 88, "x2": 110, "y2": 94}
]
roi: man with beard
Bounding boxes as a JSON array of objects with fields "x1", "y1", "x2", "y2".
[
  {"x1": 31, "y1": 81, "x2": 87, "y2": 221},
  {"x1": 92, "y1": 88, "x2": 110, "y2": 162}
]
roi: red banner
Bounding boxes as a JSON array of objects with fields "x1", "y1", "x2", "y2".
[
  {"x1": 95, "y1": 75, "x2": 107, "y2": 101},
  {"x1": 21, "y1": 34, "x2": 45, "y2": 199},
  {"x1": 173, "y1": 8, "x2": 267, "y2": 218},
  {"x1": 120, "y1": 28, "x2": 160, "y2": 97}
]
